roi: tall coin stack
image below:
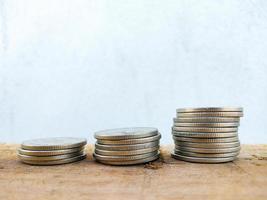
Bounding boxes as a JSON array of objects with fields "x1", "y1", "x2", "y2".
[
  {"x1": 94, "y1": 127, "x2": 161, "y2": 165},
  {"x1": 18, "y1": 137, "x2": 87, "y2": 165},
  {"x1": 171, "y1": 107, "x2": 243, "y2": 163}
]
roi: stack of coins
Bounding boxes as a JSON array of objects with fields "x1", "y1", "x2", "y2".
[
  {"x1": 18, "y1": 137, "x2": 87, "y2": 165},
  {"x1": 171, "y1": 107, "x2": 243, "y2": 163},
  {"x1": 93, "y1": 127, "x2": 161, "y2": 165}
]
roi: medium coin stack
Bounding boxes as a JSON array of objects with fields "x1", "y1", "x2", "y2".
[
  {"x1": 93, "y1": 127, "x2": 161, "y2": 165},
  {"x1": 171, "y1": 107, "x2": 243, "y2": 163},
  {"x1": 18, "y1": 137, "x2": 87, "y2": 165}
]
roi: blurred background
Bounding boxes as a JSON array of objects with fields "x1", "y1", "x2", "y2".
[{"x1": 0, "y1": 0, "x2": 266, "y2": 144}]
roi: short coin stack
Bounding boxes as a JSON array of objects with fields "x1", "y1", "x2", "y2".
[
  {"x1": 171, "y1": 107, "x2": 243, "y2": 163},
  {"x1": 94, "y1": 127, "x2": 161, "y2": 165},
  {"x1": 18, "y1": 137, "x2": 87, "y2": 165}
]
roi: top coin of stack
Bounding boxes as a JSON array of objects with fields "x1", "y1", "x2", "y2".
[
  {"x1": 171, "y1": 107, "x2": 243, "y2": 163},
  {"x1": 18, "y1": 137, "x2": 87, "y2": 165},
  {"x1": 93, "y1": 127, "x2": 161, "y2": 165}
]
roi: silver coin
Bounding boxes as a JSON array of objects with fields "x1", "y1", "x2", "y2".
[
  {"x1": 174, "y1": 117, "x2": 240, "y2": 123},
  {"x1": 175, "y1": 145, "x2": 241, "y2": 153},
  {"x1": 171, "y1": 153, "x2": 236, "y2": 163},
  {"x1": 21, "y1": 137, "x2": 87, "y2": 150},
  {"x1": 177, "y1": 112, "x2": 243, "y2": 118},
  {"x1": 97, "y1": 133, "x2": 161, "y2": 145},
  {"x1": 93, "y1": 151, "x2": 158, "y2": 162},
  {"x1": 95, "y1": 141, "x2": 159, "y2": 151},
  {"x1": 174, "y1": 141, "x2": 240, "y2": 148},
  {"x1": 177, "y1": 107, "x2": 243, "y2": 113},
  {"x1": 94, "y1": 146, "x2": 159, "y2": 156},
  {"x1": 173, "y1": 136, "x2": 239, "y2": 143},
  {"x1": 172, "y1": 126, "x2": 238, "y2": 133},
  {"x1": 96, "y1": 153, "x2": 160, "y2": 166},
  {"x1": 94, "y1": 127, "x2": 158, "y2": 140},
  {"x1": 174, "y1": 150, "x2": 240, "y2": 158},
  {"x1": 173, "y1": 122, "x2": 239, "y2": 128},
  {"x1": 18, "y1": 150, "x2": 84, "y2": 161},
  {"x1": 19, "y1": 153, "x2": 86, "y2": 165},
  {"x1": 18, "y1": 146, "x2": 85, "y2": 156},
  {"x1": 172, "y1": 131, "x2": 238, "y2": 138}
]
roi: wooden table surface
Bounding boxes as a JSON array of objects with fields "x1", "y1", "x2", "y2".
[{"x1": 0, "y1": 144, "x2": 266, "y2": 200}]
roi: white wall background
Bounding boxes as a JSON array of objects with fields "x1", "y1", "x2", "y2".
[{"x1": 0, "y1": 0, "x2": 267, "y2": 144}]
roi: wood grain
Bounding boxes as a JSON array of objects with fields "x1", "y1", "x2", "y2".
[{"x1": 0, "y1": 144, "x2": 266, "y2": 200}]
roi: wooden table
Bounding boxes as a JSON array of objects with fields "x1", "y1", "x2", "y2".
[{"x1": 0, "y1": 144, "x2": 266, "y2": 200}]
